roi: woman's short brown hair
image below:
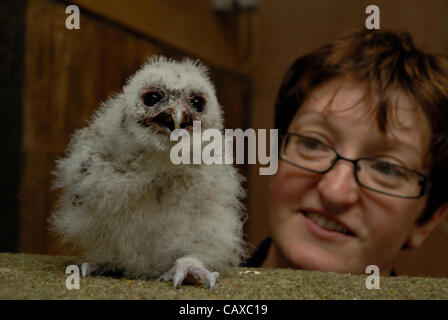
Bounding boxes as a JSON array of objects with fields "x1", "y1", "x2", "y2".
[{"x1": 275, "y1": 29, "x2": 448, "y2": 223}]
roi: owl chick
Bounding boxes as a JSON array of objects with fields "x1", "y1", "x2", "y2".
[{"x1": 49, "y1": 56, "x2": 247, "y2": 290}]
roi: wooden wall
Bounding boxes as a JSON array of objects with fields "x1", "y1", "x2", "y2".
[{"x1": 0, "y1": 0, "x2": 26, "y2": 252}]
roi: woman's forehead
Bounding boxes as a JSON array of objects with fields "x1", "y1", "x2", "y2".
[{"x1": 296, "y1": 77, "x2": 430, "y2": 131}]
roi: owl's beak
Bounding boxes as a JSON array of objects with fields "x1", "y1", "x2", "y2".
[
  {"x1": 172, "y1": 105, "x2": 184, "y2": 130},
  {"x1": 141, "y1": 101, "x2": 193, "y2": 135},
  {"x1": 171, "y1": 101, "x2": 193, "y2": 130}
]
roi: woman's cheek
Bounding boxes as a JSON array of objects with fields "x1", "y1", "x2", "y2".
[
  {"x1": 272, "y1": 165, "x2": 310, "y2": 204},
  {"x1": 362, "y1": 196, "x2": 426, "y2": 245}
]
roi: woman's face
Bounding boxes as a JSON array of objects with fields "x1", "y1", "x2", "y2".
[{"x1": 267, "y1": 77, "x2": 432, "y2": 275}]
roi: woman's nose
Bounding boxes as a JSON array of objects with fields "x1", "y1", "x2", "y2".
[{"x1": 317, "y1": 161, "x2": 360, "y2": 208}]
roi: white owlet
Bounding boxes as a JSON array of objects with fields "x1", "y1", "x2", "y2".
[{"x1": 49, "y1": 56, "x2": 247, "y2": 290}]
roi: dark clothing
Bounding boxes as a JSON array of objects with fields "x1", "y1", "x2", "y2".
[
  {"x1": 240, "y1": 237, "x2": 272, "y2": 267},
  {"x1": 241, "y1": 237, "x2": 397, "y2": 276}
]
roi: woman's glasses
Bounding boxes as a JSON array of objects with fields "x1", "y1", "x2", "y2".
[{"x1": 280, "y1": 133, "x2": 429, "y2": 199}]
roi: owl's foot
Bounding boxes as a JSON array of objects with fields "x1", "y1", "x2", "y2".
[
  {"x1": 80, "y1": 262, "x2": 101, "y2": 277},
  {"x1": 159, "y1": 256, "x2": 220, "y2": 291}
]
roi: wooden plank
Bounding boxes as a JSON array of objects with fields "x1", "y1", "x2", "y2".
[
  {"x1": 70, "y1": 0, "x2": 242, "y2": 73},
  {"x1": 0, "y1": 0, "x2": 26, "y2": 252},
  {"x1": 395, "y1": 226, "x2": 448, "y2": 277}
]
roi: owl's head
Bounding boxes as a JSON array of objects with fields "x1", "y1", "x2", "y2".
[{"x1": 121, "y1": 56, "x2": 224, "y2": 151}]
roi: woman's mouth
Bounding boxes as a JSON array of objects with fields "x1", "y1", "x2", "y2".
[{"x1": 300, "y1": 209, "x2": 355, "y2": 239}]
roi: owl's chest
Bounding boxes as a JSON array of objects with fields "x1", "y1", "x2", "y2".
[
  {"x1": 141, "y1": 171, "x2": 197, "y2": 205},
  {"x1": 114, "y1": 172, "x2": 206, "y2": 224},
  {"x1": 100, "y1": 182, "x2": 205, "y2": 255},
  {"x1": 90, "y1": 167, "x2": 211, "y2": 240}
]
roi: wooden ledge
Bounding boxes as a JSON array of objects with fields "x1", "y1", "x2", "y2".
[{"x1": 1, "y1": 253, "x2": 447, "y2": 299}]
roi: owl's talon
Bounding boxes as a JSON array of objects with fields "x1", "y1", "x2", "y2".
[
  {"x1": 80, "y1": 262, "x2": 101, "y2": 278},
  {"x1": 207, "y1": 272, "x2": 219, "y2": 291},
  {"x1": 157, "y1": 268, "x2": 173, "y2": 282},
  {"x1": 160, "y1": 257, "x2": 219, "y2": 290},
  {"x1": 173, "y1": 268, "x2": 187, "y2": 289}
]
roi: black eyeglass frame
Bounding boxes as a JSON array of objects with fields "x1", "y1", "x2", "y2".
[{"x1": 279, "y1": 132, "x2": 430, "y2": 199}]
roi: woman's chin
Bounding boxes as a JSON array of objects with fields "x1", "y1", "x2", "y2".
[{"x1": 280, "y1": 241, "x2": 360, "y2": 274}]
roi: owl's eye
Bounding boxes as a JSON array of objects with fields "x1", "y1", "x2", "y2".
[
  {"x1": 190, "y1": 95, "x2": 206, "y2": 112},
  {"x1": 142, "y1": 90, "x2": 164, "y2": 106}
]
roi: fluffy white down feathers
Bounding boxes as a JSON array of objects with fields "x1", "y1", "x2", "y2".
[{"x1": 49, "y1": 56, "x2": 247, "y2": 286}]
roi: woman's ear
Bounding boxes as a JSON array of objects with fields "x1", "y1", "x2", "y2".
[{"x1": 406, "y1": 203, "x2": 448, "y2": 248}]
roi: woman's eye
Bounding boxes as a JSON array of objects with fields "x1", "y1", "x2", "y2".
[
  {"x1": 371, "y1": 161, "x2": 404, "y2": 177},
  {"x1": 142, "y1": 90, "x2": 164, "y2": 106},
  {"x1": 300, "y1": 137, "x2": 324, "y2": 150},
  {"x1": 190, "y1": 95, "x2": 206, "y2": 112}
]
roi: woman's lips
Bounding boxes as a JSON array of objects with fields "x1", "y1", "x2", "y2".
[{"x1": 300, "y1": 209, "x2": 355, "y2": 241}]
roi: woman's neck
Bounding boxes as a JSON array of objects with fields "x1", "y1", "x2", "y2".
[
  {"x1": 262, "y1": 243, "x2": 292, "y2": 268},
  {"x1": 262, "y1": 241, "x2": 395, "y2": 276}
]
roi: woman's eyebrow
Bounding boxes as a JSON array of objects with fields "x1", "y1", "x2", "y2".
[
  {"x1": 289, "y1": 111, "x2": 339, "y2": 135},
  {"x1": 374, "y1": 137, "x2": 425, "y2": 169}
]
